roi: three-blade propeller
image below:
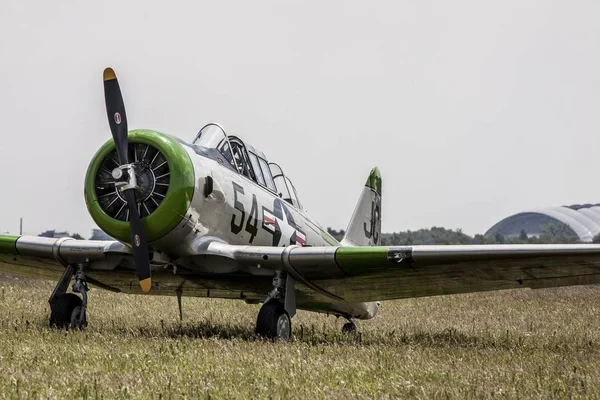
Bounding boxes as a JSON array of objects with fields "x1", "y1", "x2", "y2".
[{"x1": 103, "y1": 68, "x2": 152, "y2": 293}]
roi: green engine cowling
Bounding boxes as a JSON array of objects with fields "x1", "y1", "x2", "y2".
[{"x1": 84, "y1": 129, "x2": 195, "y2": 244}]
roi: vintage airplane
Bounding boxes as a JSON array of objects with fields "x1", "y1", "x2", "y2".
[{"x1": 2, "y1": 68, "x2": 600, "y2": 340}]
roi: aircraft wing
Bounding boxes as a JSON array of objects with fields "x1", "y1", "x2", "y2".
[
  {"x1": 202, "y1": 242, "x2": 600, "y2": 302},
  {"x1": 4, "y1": 234, "x2": 600, "y2": 302},
  {"x1": 0, "y1": 235, "x2": 132, "y2": 281}
]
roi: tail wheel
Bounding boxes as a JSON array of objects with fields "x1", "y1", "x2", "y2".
[
  {"x1": 342, "y1": 321, "x2": 357, "y2": 334},
  {"x1": 255, "y1": 301, "x2": 291, "y2": 340},
  {"x1": 49, "y1": 293, "x2": 87, "y2": 330}
]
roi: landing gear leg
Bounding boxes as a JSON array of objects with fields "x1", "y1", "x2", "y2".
[
  {"x1": 255, "y1": 271, "x2": 295, "y2": 340},
  {"x1": 49, "y1": 264, "x2": 88, "y2": 329},
  {"x1": 342, "y1": 318, "x2": 357, "y2": 335},
  {"x1": 71, "y1": 266, "x2": 88, "y2": 328},
  {"x1": 48, "y1": 264, "x2": 75, "y2": 305}
]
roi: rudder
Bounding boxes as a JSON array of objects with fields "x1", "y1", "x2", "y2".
[{"x1": 341, "y1": 167, "x2": 382, "y2": 246}]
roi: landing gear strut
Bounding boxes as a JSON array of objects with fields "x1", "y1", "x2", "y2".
[
  {"x1": 255, "y1": 271, "x2": 295, "y2": 340},
  {"x1": 49, "y1": 264, "x2": 88, "y2": 329}
]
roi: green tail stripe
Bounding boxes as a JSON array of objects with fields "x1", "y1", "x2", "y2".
[
  {"x1": 365, "y1": 167, "x2": 382, "y2": 195},
  {"x1": 0, "y1": 235, "x2": 19, "y2": 255}
]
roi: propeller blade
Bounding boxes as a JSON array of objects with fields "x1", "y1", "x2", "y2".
[
  {"x1": 103, "y1": 68, "x2": 129, "y2": 165},
  {"x1": 124, "y1": 189, "x2": 152, "y2": 292},
  {"x1": 103, "y1": 67, "x2": 152, "y2": 292}
]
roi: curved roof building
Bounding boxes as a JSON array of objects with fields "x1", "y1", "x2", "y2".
[{"x1": 485, "y1": 204, "x2": 600, "y2": 242}]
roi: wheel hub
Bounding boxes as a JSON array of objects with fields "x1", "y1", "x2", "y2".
[{"x1": 276, "y1": 314, "x2": 291, "y2": 339}]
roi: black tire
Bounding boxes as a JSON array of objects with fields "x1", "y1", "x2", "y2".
[
  {"x1": 342, "y1": 321, "x2": 357, "y2": 334},
  {"x1": 49, "y1": 293, "x2": 86, "y2": 329},
  {"x1": 255, "y1": 301, "x2": 291, "y2": 340}
]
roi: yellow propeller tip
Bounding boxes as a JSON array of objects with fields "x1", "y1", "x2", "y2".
[
  {"x1": 140, "y1": 278, "x2": 151, "y2": 293},
  {"x1": 103, "y1": 67, "x2": 116, "y2": 81}
]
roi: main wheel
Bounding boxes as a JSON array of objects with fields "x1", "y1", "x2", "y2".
[
  {"x1": 255, "y1": 301, "x2": 291, "y2": 340},
  {"x1": 49, "y1": 293, "x2": 87, "y2": 330}
]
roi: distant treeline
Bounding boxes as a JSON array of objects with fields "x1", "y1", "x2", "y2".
[
  {"x1": 38, "y1": 229, "x2": 113, "y2": 241},
  {"x1": 38, "y1": 222, "x2": 598, "y2": 245},
  {"x1": 327, "y1": 222, "x2": 591, "y2": 245}
]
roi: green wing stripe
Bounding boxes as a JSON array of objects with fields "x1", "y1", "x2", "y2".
[
  {"x1": 335, "y1": 247, "x2": 389, "y2": 275},
  {"x1": 335, "y1": 246, "x2": 413, "y2": 276},
  {"x1": 0, "y1": 235, "x2": 19, "y2": 255}
]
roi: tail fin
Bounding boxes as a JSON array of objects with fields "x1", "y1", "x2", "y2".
[{"x1": 341, "y1": 167, "x2": 382, "y2": 246}]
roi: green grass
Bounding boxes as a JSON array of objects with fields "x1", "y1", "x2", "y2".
[{"x1": 0, "y1": 275, "x2": 599, "y2": 399}]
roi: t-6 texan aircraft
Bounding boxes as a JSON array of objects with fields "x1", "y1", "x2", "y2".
[{"x1": 1, "y1": 68, "x2": 600, "y2": 340}]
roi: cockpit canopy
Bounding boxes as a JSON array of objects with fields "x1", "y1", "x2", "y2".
[{"x1": 193, "y1": 124, "x2": 302, "y2": 209}]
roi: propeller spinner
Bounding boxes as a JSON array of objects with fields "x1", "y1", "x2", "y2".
[{"x1": 103, "y1": 68, "x2": 152, "y2": 293}]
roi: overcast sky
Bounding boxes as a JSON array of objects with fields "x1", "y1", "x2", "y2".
[{"x1": 1, "y1": 1, "x2": 599, "y2": 237}]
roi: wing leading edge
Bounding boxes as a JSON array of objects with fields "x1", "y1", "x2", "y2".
[
  {"x1": 203, "y1": 242, "x2": 600, "y2": 302},
  {"x1": 0, "y1": 235, "x2": 131, "y2": 281}
]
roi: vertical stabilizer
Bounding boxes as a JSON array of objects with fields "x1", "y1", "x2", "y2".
[{"x1": 341, "y1": 167, "x2": 382, "y2": 246}]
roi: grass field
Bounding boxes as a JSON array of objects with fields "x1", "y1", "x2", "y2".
[{"x1": 0, "y1": 275, "x2": 599, "y2": 399}]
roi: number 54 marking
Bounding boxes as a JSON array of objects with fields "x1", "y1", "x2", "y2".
[{"x1": 230, "y1": 182, "x2": 259, "y2": 243}]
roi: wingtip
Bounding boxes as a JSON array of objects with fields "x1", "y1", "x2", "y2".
[
  {"x1": 103, "y1": 67, "x2": 116, "y2": 81},
  {"x1": 140, "y1": 277, "x2": 151, "y2": 293}
]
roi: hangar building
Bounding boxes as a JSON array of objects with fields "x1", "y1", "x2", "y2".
[{"x1": 485, "y1": 204, "x2": 600, "y2": 243}]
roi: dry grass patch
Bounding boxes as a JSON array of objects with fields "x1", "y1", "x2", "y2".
[{"x1": 0, "y1": 276, "x2": 599, "y2": 399}]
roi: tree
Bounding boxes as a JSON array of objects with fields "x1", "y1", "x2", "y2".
[
  {"x1": 39, "y1": 230, "x2": 79, "y2": 239},
  {"x1": 327, "y1": 227, "x2": 345, "y2": 241},
  {"x1": 381, "y1": 227, "x2": 474, "y2": 246},
  {"x1": 539, "y1": 222, "x2": 579, "y2": 244},
  {"x1": 519, "y1": 229, "x2": 528, "y2": 241},
  {"x1": 472, "y1": 234, "x2": 486, "y2": 244},
  {"x1": 327, "y1": 224, "x2": 580, "y2": 246},
  {"x1": 89, "y1": 229, "x2": 114, "y2": 240}
]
